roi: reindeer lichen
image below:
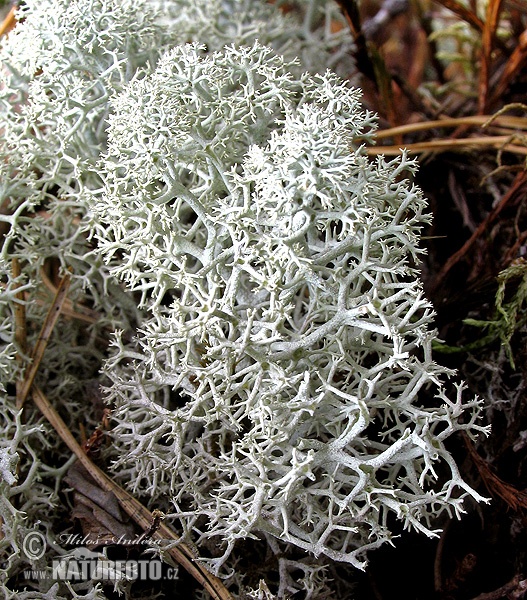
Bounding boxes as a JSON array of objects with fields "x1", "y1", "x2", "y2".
[
  {"x1": 0, "y1": 1, "x2": 487, "y2": 598},
  {"x1": 91, "y1": 42, "x2": 488, "y2": 579}
]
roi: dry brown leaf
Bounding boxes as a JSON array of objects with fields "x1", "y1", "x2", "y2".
[{"x1": 64, "y1": 461, "x2": 136, "y2": 547}]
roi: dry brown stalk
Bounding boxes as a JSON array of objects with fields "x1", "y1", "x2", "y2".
[
  {"x1": 367, "y1": 135, "x2": 527, "y2": 156},
  {"x1": 428, "y1": 171, "x2": 527, "y2": 294},
  {"x1": 463, "y1": 433, "x2": 527, "y2": 512},
  {"x1": 372, "y1": 115, "x2": 527, "y2": 140},
  {"x1": 469, "y1": 574, "x2": 527, "y2": 600},
  {"x1": 31, "y1": 386, "x2": 234, "y2": 600},
  {"x1": 16, "y1": 270, "x2": 71, "y2": 408},
  {"x1": 0, "y1": 5, "x2": 16, "y2": 38},
  {"x1": 478, "y1": 0, "x2": 504, "y2": 114},
  {"x1": 12, "y1": 267, "x2": 234, "y2": 599},
  {"x1": 39, "y1": 269, "x2": 98, "y2": 324},
  {"x1": 433, "y1": 0, "x2": 484, "y2": 33},
  {"x1": 490, "y1": 27, "x2": 527, "y2": 106}
]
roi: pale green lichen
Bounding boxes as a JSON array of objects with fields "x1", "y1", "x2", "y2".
[
  {"x1": 0, "y1": 1, "x2": 487, "y2": 598},
  {"x1": 92, "y1": 44, "x2": 488, "y2": 580}
]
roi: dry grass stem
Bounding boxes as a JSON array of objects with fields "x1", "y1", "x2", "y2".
[
  {"x1": 30, "y1": 386, "x2": 234, "y2": 600},
  {"x1": 0, "y1": 6, "x2": 16, "y2": 38},
  {"x1": 16, "y1": 270, "x2": 71, "y2": 408},
  {"x1": 372, "y1": 115, "x2": 527, "y2": 139},
  {"x1": 367, "y1": 136, "x2": 527, "y2": 156}
]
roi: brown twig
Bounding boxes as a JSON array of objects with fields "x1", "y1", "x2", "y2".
[
  {"x1": 16, "y1": 269, "x2": 71, "y2": 408},
  {"x1": 428, "y1": 171, "x2": 527, "y2": 295},
  {"x1": 478, "y1": 0, "x2": 504, "y2": 114},
  {"x1": 470, "y1": 574, "x2": 527, "y2": 600},
  {"x1": 433, "y1": 0, "x2": 510, "y2": 56},
  {"x1": 367, "y1": 135, "x2": 527, "y2": 156},
  {"x1": 490, "y1": 27, "x2": 527, "y2": 107},
  {"x1": 433, "y1": 0, "x2": 484, "y2": 33},
  {"x1": 372, "y1": 114, "x2": 527, "y2": 139},
  {"x1": 81, "y1": 408, "x2": 111, "y2": 458},
  {"x1": 31, "y1": 386, "x2": 234, "y2": 600},
  {"x1": 434, "y1": 521, "x2": 450, "y2": 593},
  {"x1": 334, "y1": 0, "x2": 378, "y2": 85},
  {"x1": 0, "y1": 5, "x2": 17, "y2": 38},
  {"x1": 39, "y1": 269, "x2": 98, "y2": 324},
  {"x1": 391, "y1": 72, "x2": 438, "y2": 120},
  {"x1": 502, "y1": 229, "x2": 527, "y2": 268},
  {"x1": 334, "y1": 0, "x2": 398, "y2": 126},
  {"x1": 463, "y1": 433, "x2": 527, "y2": 512}
]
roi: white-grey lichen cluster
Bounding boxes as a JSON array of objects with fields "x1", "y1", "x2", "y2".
[{"x1": 0, "y1": 1, "x2": 487, "y2": 598}]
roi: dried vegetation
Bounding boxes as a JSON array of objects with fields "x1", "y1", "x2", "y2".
[{"x1": 338, "y1": 0, "x2": 527, "y2": 598}]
